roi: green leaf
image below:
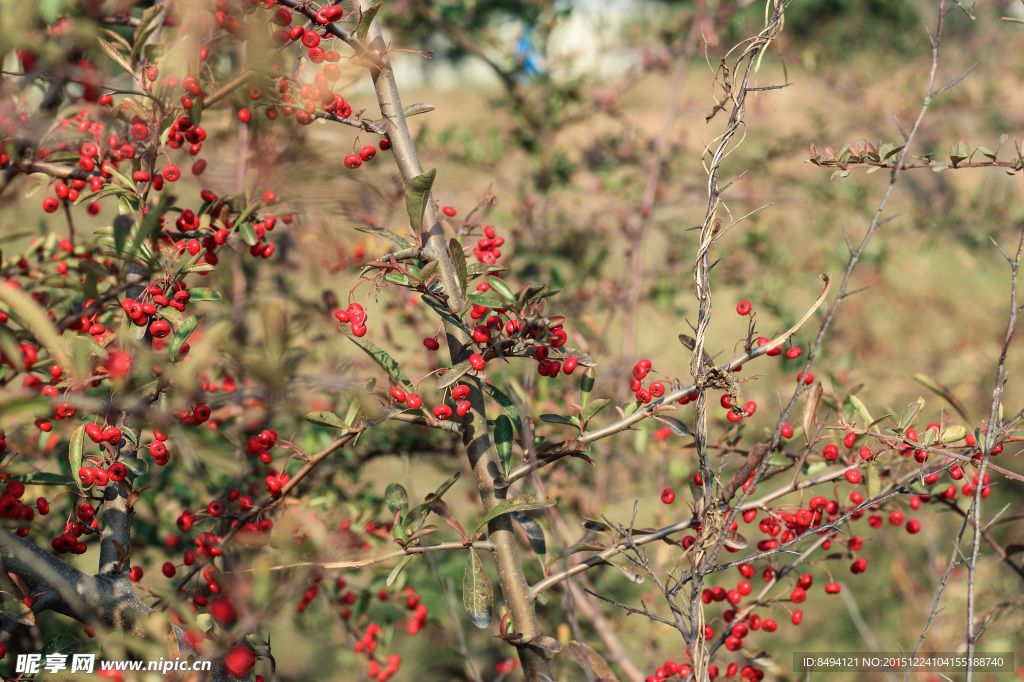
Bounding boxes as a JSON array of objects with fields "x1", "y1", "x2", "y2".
[
  {"x1": 436, "y1": 361, "x2": 473, "y2": 390},
  {"x1": 304, "y1": 411, "x2": 348, "y2": 429},
  {"x1": 579, "y1": 367, "x2": 595, "y2": 414},
  {"x1": 41, "y1": 634, "x2": 80, "y2": 657},
  {"x1": 485, "y1": 277, "x2": 515, "y2": 303},
  {"x1": 898, "y1": 397, "x2": 925, "y2": 431},
  {"x1": 404, "y1": 169, "x2": 436, "y2": 234},
  {"x1": 384, "y1": 272, "x2": 412, "y2": 287},
  {"x1": 653, "y1": 415, "x2": 692, "y2": 437},
  {"x1": 494, "y1": 415, "x2": 513, "y2": 477},
  {"x1": 10, "y1": 472, "x2": 76, "y2": 486},
  {"x1": 481, "y1": 383, "x2": 522, "y2": 437},
  {"x1": 385, "y1": 483, "x2": 409, "y2": 515},
  {"x1": 463, "y1": 548, "x2": 493, "y2": 629},
  {"x1": 433, "y1": 472, "x2": 461, "y2": 500},
  {"x1": 540, "y1": 414, "x2": 576, "y2": 425},
  {"x1": 950, "y1": 140, "x2": 970, "y2": 166},
  {"x1": 239, "y1": 222, "x2": 259, "y2": 246},
  {"x1": 466, "y1": 293, "x2": 507, "y2": 310},
  {"x1": 474, "y1": 494, "x2": 555, "y2": 533},
  {"x1": 582, "y1": 398, "x2": 610, "y2": 423},
  {"x1": 341, "y1": 328, "x2": 411, "y2": 386},
  {"x1": 0, "y1": 601, "x2": 34, "y2": 626},
  {"x1": 355, "y1": 226, "x2": 414, "y2": 250},
  {"x1": 449, "y1": 238, "x2": 467, "y2": 299},
  {"x1": 511, "y1": 511, "x2": 546, "y2": 557},
  {"x1": 187, "y1": 288, "x2": 222, "y2": 302},
  {"x1": 122, "y1": 457, "x2": 148, "y2": 477},
  {"x1": 98, "y1": 38, "x2": 135, "y2": 76},
  {"x1": 978, "y1": 146, "x2": 996, "y2": 161},
  {"x1": 387, "y1": 555, "x2": 416, "y2": 586},
  {"x1": 848, "y1": 394, "x2": 872, "y2": 424},
  {"x1": 940, "y1": 425, "x2": 967, "y2": 443},
  {"x1": 69, "y1": 425, "x2": 85, "y2": 489},
  {"x1": 168, "y1": 315, "x2": 201, "y2": 359},
  {"x1": 867, "y1": 461, "x2": 880, "y2": 499},
  {"x1": 912, "y1": 373, "x2": 970, "y2": 422},
  {"x1": 356, "y1": 1, "x2": 382, "y2": 43}
]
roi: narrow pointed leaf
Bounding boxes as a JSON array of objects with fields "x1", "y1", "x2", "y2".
[
  {"x1": 449, "y1": 237, "x2": 468, "y2": 299},
  {"x1": 355, "y1": 226, "x2": 414, "y2": 250},
  {"x1": 494, "y1": 414, "x2": 513, "y2": 477},
  {"x1": 583, "y1": 398, "x2": 610, "y2": 423},
  {"x1": 474, "y1": 494, "x2": 555, "y2": 533},
  {"x1": 356, "y1": 1, "x2": 382, "y2": 43},
  {"x1": 98, "y1": 38, "x2": 134, "y2": 76},
  {"x1": 387, "y1": 555, "x2": 416, "y2": 586},
  {"x1": 304, "y1": 411, "x2": 348, "y2": 429},
  {"x1": 69, "y1": 424, "x2": 85, "y2": 489},
  {"x1": 405, "y1": 169, "x2": 436, "y2": 233},
  {"x1": 485, "y1": 276, "x2": 515, "y2": 303},
  {"x1": 428, "y1": 497, "x2": 468, "y2": 542},
  {"x1": 168, "y1": 314, "x2": 201, "y2": 358},
  {"x1": 463, "y1": 549, "x2": 493, "y2": 629},
  {"x1": 342, "y1": 328, "x2": 411, "y2": 386},
  {"x1": 511, "y1": 511, "x2": 546, "y2": 556},
  {"x1": 867, "y1": 461, "x2": 880, "y2": 499},
  {"x1": 899, "y1": 397, "x2": 925, "y2": 431},
  {"x1": 467, "y1": 293, "x2": 507, "y2": 309},
  {"x1": 481, "y1": 382, "x2": 522, "y2": 436},
  {"x1": 436, "y1": 360, "x2": 472, "y2": 390},
  {"x1": 653, "y1": 415, "x2": 692, "y2": 436}
]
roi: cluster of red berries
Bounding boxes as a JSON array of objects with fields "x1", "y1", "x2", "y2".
[
  {"x1": 334, "y1": 302, "x2": 368, "y2": 336},
  {"x1": 0, "y1": 481, "x2": 37, "y2": 541},
  {"x1": 471, "y1": 224, "x2": 504, "y2": 264},
  {"x1": 629, "y1": 358, "x2": 666, "y2": 404}
]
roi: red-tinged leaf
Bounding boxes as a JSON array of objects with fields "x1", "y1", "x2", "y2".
[{"x1": 429, "y1": 497, "x2": 468, "y2": 543}]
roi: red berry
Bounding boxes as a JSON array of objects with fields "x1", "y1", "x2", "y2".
[
  {"x1": 786, "y1": 347, "x2": 802, "y2": 359},
  {"x1": 423, "y1": 338, "x2": 440, "y2": 351},
  {"x1": 406, "y1": 394, "x2": 422, "y2": 409},
  {"x1": 780, "y1": 423, "x2": 793, "y2": 438},
  {"x1": 442, "y1": 206, "x2": 456, "y2": 217},
  {"x1": 469, "y1": 353, "x2": 485, "y2": 371},
  {"x1": 660, "y1": 488, "x2": 675, "y2": 504},
  {"x1": 390, "y1": 387, "x2": 407, "y2": 403},
  {"x1": 844, "y1": 432, "x2": 857, "y2": 448},
  {"x1": 43, "y1": 197, "x2": 60, "y2": 212},
  {"x1": 162, "y1": 561, "x2": 176, "y2": 578},
  {"x1": 736, "y1": 300, "x2": 751, "y2": 315},
  {"x1": 344, "y1": 154, "x2": 361, "y2": 169},
  {"x1": 452, "y1": 385, "x2": 470, "y2": 401},
  {"x1": 563, "y1": 357, "x2": 578, "y2": 374},
  {"x1": 825, "y1": 582, "x2": 841, "y2": 594},
  {"x1": 223, "y1": 647, "x2": 256, "y2": 678},
  {"x1": 456, "y1": 400, "x2": 471, "y2": 417},
  {"x1": 823, "y1": 443, "x2": 839, "y2": 461},
  {"x1": 791, "y1": 609, "x2": 803, "y2": 625},
  {"x1": 433, "y1": 405, "x2": 453, "y2": 420},
  {"x1": 238, "y1": 108, "x2": 251, "y2": 123},
  {"x1": 359, "y1": 145, "x2": 376, "y2": 161},
  {"x1": 845, "y1": 469, "x2": 861, "y2": 484}
]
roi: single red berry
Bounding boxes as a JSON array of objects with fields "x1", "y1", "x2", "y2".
[
  {"x1": 130, "y1": 566, "x2": 143, "y2": 581},
  {"x1": 781, "y1": 423, "x2": 794, "y2": 438},
  {"x1": 390, "y1": 387, "x2": 407, "y2": 403},
  {"x1": 149, "y1": 319, "x2": 171, "y2": 338},
  {"x1": 433, "y1": 405, "x2": 453, "y2": 420},
  {"x1": 442, "y1": 206, "x2": 456, "y2": 217},
  {"x1": 301, "y1": 30, "x2": 320, "y2": 48},
  {"x1": 469, "y1": 353, "x2": 485, "y2": 371},
  {"x1": 858, "y1": 446, "x2": 873, "y2": 461},
  {"x1": 888, "y1": 510, "x2": 904, "y2": 526},
  {"x1": 108, "y1": 462, "x2": 128, "y2": 482},
  {"x1": 344, "y1": 154, "x2": 362, "y2": 169},
  {"x1": 744, "y1": 400, "x2": 757, "y2": 416},
  {"x1": 359, "y1": 145, "x2": 376, "y2": 161},
  {"x1": 43, "y1": 197, "x2": 60, "y2": 212},
  {"x1": 786, "y1": 347, "x2": 802, "y2": 359},
  {"x1": 379, "y1": 137, "x2": 391, "y2": 150},
  {"x1": 452, "y1": 385, "x2": 470, "y2": 401},
  {"x1": 825, "y1": 582, "x2": 841, "y2": 594},
  {"x1": 823, "y1": 443, "x2": 839, "y2": 461},
  {"x1": 791, "y1": 609, "x2": 803, "y2": 625},
  {"x1": 406, "y1": 394, "x2": 422, "y2": 409},
  {"x1": 720, "y1": 395, "x2": 732, "y2": 409},
  {"x1": 845, "y1": 469, "x2": 862, "y2": 484},
  {"x1": 162, "y1": 561, "x2": 176, "y2": 578},
  {"x1": 906, "y1": 519, "x2": 921, "y2": 534},
  {"x1": 472, "y1": 325, "x2": 491, "y2": 344},
  {"x1": 238, "y1": 108, "x2": 251, "y2": 123},
  {"x1": 456, "y1": 400, "x2": 471, "y2": 417},
  {"x1": 660, "y1": 488, "x2": 675, "y2": 504},
  {"x1": 563, "y1": 357, "x2": 578, "y2": 374},
  {"x1": 844, "y1": 432, "x2": 857, "y2": 448},
  {"x1": 736, "y1": 300, "x2": 751, "y2": 315},
  {"x1": 649, "y1": 382, "x2": 665, "y2": 398},
  {"x1": 223, "y1": 647, "x2": 256, "y2": 678},
  {"x1": 423, "y1": 338, "x2": 440, "y2": 351},
  {"x1": 163, "y1": 164, "x2": 180, "y2": 182}
]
